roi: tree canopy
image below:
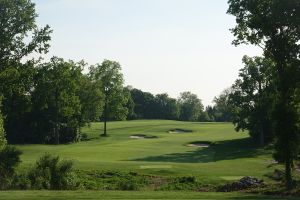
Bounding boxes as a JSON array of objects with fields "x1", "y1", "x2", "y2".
[
  {"x1": 31, "y1": 58, "x2": 84, "y2": 144},
  {"x1": 178, "y1": 92, "x2": 204, "y2": 122},
  {"x1": 228, "y1": 0, "x2": 300, "y2": 189},
  {"x1": 229, "y1": 56, "x2": 275, "y2": 146},
  {"x1": 0, "y1": 0, "x2": 52, "y2": 68},
  {"x1": 90, "y1": 60, "x2": 129, "y2": 136}
]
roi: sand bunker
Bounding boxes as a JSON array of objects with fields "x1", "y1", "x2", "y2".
[
  {"x1": 186, "y1": 141, "x2": 212, "y2": 148},
  {"x1": 129, "y1": 134, "x2": 157, "y2": 139},
  {"x1": 168, "y1": 129, "x2": 193, "y2": 134},
  {"x1": 140, "y1": 165, "x2": 172, "y2": 169},
  {"x1": 187, "y1": 143, "x2": 210, "y2": 148}
]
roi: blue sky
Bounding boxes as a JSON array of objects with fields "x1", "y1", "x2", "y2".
[{"x1": 33, "y1": 0, "x2": 261, "y2": 106}]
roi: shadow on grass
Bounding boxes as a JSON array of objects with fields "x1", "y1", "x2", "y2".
[
  {"x1": 131, "y1": 138, "x2": 264, "y2": 163},
  {"x1": 92, "y1": 123, "x2": 189, "y2": 132}
]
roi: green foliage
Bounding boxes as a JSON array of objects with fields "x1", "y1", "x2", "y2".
[
  {"x1": 0, "y1": 62, "x2": 36, "y2": 143},
  {"x1": 212, "y1": 89, "x2": 235, "y2": 122},
  {"x1": 129, "y1": 88, "x2": 157, "y2": 119},
  {"x1": 90, "y1": 60, "x2": 129, "y2": 135},
  {"x1": 178, "y1": 92, "x2": 203, "y2": 121},
  {"x1": 198, "y1": 111, "x2": 211, "y2": 122},
  {"x1": 78, "y1": 74, "x2": 104, "y2": 123},
  {"x1": 227, "y1": 0, "x2": 300, "y2": 189},
  {"x1": 229, "y1": 56, "x2": 275, "y2": 145},
  {"x1": 90, "y1": 60, "x2": 128, "y2": 120},
  {"x1": 204, "y1": 89, "x2": 235, "y2": 123},
  {"x1": 0, "y1": 0, "x2": 51, "y2": 144},
  {"x1": 159, "y1": 176, "x2": 202, "y2": 191},
  {"x1": 78, "y1": 170, "x2": 149, "y2": 190},
  {"x1": 154, "y1": 93, "x2": 179, "y2": 120},
  {"x1": 0, "y1": 146, "x2": 22, "y2": 189},
  {"x1": 0, "y1": 0, "x2": 52, "y2": 68},
  {"x1": 31, "y1": 58, "x2": 83, "y2": 144},
  {"x1": 28, "y1": 154, "x2": 77, "y2": 190},
  {"x1": 124, "y1": 86, "x2": 136, "y2": 120}
]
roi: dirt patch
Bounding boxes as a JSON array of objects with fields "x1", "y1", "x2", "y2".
[
  {"x1": 168, "y1": 129, "x2": 193, "y2": 134},
  {"x1": 186, "y1": 141, "x2": 212, "y2": 148},
  {"x1": 130, "y1": 134, "x2": 157, "y2": 139}
]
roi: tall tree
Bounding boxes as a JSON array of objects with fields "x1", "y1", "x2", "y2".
[
  {"x1": 229, "y1": 56, "x2": 275, "y2": 146},
  {"x1": 212, "y1": 89, "x2": 235, "y2": 122},
  {"x1": 178, "y1": 92, "x2": 204, "y2": 122},
  {"x1": 78, "y1": 74, "x2": 104, "y2": 124},
  {"x1": 227, "y1": 0, "x2": 300, "y2": 189},
  {"x1": 154, "y1": 93, "x2": 179, "y2": 120},
  {"x1": 130, "y1": 88, "x2": 156, "y2": 119},
  {"x1": 0, "y1": 0, "x2": 52, "y2": 143},
  {"x1": 0, "y1": 61, "x2": 36, "y2": 143},
  {"x1": 124, "y1": 86, "x2": 136, "y2": 120},
  {"x1": 90, "y1": 60, "x2": 128, "y2": 136},
  {"x1": 32, "y1": 58, "x2": 83, "y2": 144}
]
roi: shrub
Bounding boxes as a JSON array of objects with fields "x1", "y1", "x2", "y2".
[
  {"x1": 28, "y1": 154, "x2": 78, "y2": 190},
  {"x1": 159, "y1": 176, "x2": 201, "y2": 191},
  {"x1": 0, "y1": 146, "x2": 22, "y2": 189},
  {"x1": 117, "y1": 179, "x2": 139, "y2": 190},
  {"x1": 12, "y1": 174, "x2": 31, "y2": 190}
]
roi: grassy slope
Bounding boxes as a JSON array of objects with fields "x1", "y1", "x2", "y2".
[
  {"x1": 16, "y1": 120, "x2": 277, "y2": 183},
  {"x1": 0, "y1": 191, "x2": 298, "y2": 200}
]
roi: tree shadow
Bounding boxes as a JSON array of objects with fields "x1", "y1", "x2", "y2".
[
  {"x1": 130, "y1": 138, "x2": 264, "y2": 163},
  {"x1": 93, "y1": 123, "x2": 185, "y2": 132}
]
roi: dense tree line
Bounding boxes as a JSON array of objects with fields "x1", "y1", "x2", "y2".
[
  {"x1": 204, "y1": 89, "x2": 235, "y2": 122},
  {"x1": 127, "y1": 88, "x2": 209, "y2": 122}
]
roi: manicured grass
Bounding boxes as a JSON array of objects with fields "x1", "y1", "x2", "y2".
[
  {"x1": 0, "y1": 191, "x2": 297, "y2": 200},
  {"x1": 16, "y1": 120, "x2": 278, "y2": 183}
]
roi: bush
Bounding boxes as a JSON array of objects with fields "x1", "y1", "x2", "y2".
[
  {"x1": 12, "y1": 173, "x2": 31, "y2": 190},
  {"x1": 78, "y1": 170, "x2": 149, "y2": 190},
  {"x1": 0, "y1": 146, "x2": 22, "y2": 189},
  {"x1": 117, "y1": 179, "x2": 139, "y2": 190},
  {"x1": 159, "y1": 176, "x2": 201, "y2": 191},
  {"x1": 28, "y1": 154, "x2": 78, "y2": 190}
]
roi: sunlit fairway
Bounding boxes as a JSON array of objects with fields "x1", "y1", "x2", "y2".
[{"x1": 16, "y1": 120, "x2": 278, "y2": 183}]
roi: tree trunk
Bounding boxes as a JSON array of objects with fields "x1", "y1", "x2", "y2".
[
  {"x1": 277, "y1": 59, "x2": 293, "y2": 190},
  {"x1": 258, "y1": 80, "x2": 264, "y2": 147},
  {"x1": 259, "y1": 129, "x2": 264, "y2": 147},
  {"x1": 103, "y1": 97, "x2": 108, "y2": 137},
  {"x1": 285, "y1": 157, "x2": 293, "y2": 190},
  {"x1": 55, "y1": 89, "x2": 59, "y2": 144}
]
